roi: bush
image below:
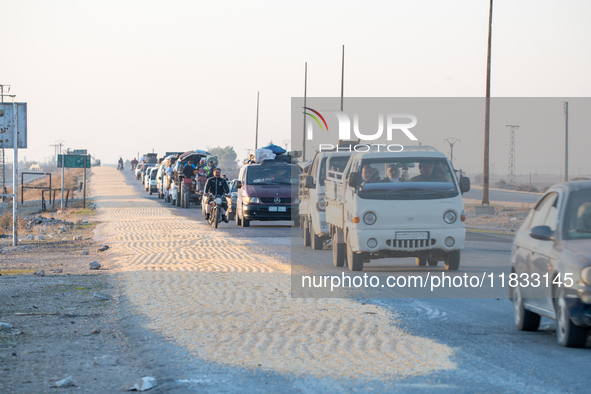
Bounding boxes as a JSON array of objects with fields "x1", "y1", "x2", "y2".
[
  {"x1": 515, "y1": 184, "x2": 539, "y2": 193},
  {"x1": 493, "y1": 179, "x2": 508, "y2": 189},
  {"x1": 0, "y1": 209, "x2": 11, "y2": 229}
]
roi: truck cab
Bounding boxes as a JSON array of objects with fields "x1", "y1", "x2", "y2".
[{"x1": 325, "y1": 146, "x2": 470, "y2": 271}]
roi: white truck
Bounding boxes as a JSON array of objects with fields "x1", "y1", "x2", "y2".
[
  {"x1": 325, "y1": 146, "x2": 470, "y2": 271},
  {"x1": 298, "y1": 151, "x2": 353, "y2": 250}
]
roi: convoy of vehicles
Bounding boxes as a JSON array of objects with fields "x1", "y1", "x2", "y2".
[{"x1": 127, "y1": 146, "x2": 591, "y2": 349}]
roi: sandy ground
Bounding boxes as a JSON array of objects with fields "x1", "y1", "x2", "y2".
[{"x1": 91, "y1": 166, "x2": 457, "y2": 380}]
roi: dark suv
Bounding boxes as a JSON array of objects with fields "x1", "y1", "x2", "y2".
[{"x1": 235, "y1": 160, "x2": 300, "y2": 227}]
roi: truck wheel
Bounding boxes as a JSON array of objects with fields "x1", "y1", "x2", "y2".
[
  {"x1": 310, "y1": 221, "x2": 323, "y2": 250},
  {"x1": 183, "y1": 190, "x2": 190, "y2": 209},
  {"x1": 241, "y1": 212, "x2": 250, "y2": 227},
  {"x1": 303, "y1": 219, "x2": 311, "y2": 247},
  {"x1": 428, "y1": 259, "x2": 438, "y2": 266},
  {"x1": 346, "y1": 234, "x2": 363, "y2": 271},
  {"x1": 415, "y1": 257, "x2": 427, "y2": 267},
  {"x1": 555, "y1": 290, "x2": 589, "y2": 347},
  {"x1": 235, "y1": 210, "x2": 242, "y2": 226},
  {"x1": 512, "y1": 285, "x2": 540, "y2": 331},
  {"x1": 332, "y1": 239, "x2": 345, "y2": 267},
  {"x1": 444, "y1": 251, "x2": 460, "y2": 271}
]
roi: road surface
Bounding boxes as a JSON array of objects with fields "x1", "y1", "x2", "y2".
[
  {"x1": 463, "y1": 185, "x2": 541, "y2": 204},
  {"x1": 90, "y1": 168, "x2": 590, "y2": 393}
]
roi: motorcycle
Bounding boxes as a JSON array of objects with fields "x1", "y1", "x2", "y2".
[
  {"x1": 117, "y1": 163, "x2": 124, "y2": 171},
  {"x1": 206, "y1": 193, "x2": 229, "y2": 229}
]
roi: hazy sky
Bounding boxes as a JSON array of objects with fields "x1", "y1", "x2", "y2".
[{"x1": 2, "y1": 0, "x2": 590, "y2": 176}]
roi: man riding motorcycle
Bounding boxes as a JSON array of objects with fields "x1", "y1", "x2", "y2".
[
  {"x1": 131, "y1": 158, "x2": 138, "y2": 171},
  {"x1": 204, "y1": 167, "x2": 229, "y2": 222}
]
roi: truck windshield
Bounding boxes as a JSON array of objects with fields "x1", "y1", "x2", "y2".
[
  {"x1": 247, "y1": 165, "x2": 300, "y2": 185},
  {"x1": 357, "y1": 158, "x2": 459, "y2": 200}
]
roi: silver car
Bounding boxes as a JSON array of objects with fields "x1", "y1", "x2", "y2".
[{"x1": 511, "y1": 181, "x2": 591, "y2": 347}]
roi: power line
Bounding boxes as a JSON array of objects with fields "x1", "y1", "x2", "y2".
[{"x1": 444, "y1": 138, "x2": 460, "y2": 167}]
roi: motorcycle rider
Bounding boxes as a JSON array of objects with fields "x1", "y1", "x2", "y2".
[
  {"x1": 131, "y1": 158, "x2": 138, "y2": 171},
  {"x1": 204, "y1": 167, "x2": 229, "y2": 222},
  {"x1": 118, "y1": 157, "x2": 124, "y2": 171}
]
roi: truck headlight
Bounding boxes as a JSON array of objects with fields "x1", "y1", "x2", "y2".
[
  {"x1": 443, "y1": 210, "x2": 457, "y2": 224},
  {"x1": 367, "y1": 238, "x2": 378, "y2": 248},
  {"x1": 582, "y1": 266, "x2": 591, "y2": 286},
  {"x1": 363, "y1": 212, "x2": 377, "y2": 225},
  {"x1": 244, "y1": 196, "x2": 260, "y2": 204}
]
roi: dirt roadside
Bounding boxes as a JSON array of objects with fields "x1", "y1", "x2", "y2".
[{"x1": 0, "y1": 211, "x2": 149, "y2": 392}]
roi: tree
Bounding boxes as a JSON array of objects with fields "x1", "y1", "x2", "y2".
[{"x1": 208, "y1": 146, "x2": 238, "y2": 170}]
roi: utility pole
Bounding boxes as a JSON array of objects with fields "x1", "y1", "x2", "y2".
[
  {"x1": 55, "y1": 140, "x2": 66, "y2": 210},
  {"x1": 506, "y1": 125, "x2": 519, "y2": 187},
  {"x1": 444, "y1": 138, "x2": 460, "y2": 167},
  {"x1": 564, "y1": 101, "x2": 568, "y2": 182},
  {"x1": 255, "y1": 92, "x2": 260, "y2": 150},
  {"x1": 0, "y1": 84, "x2": 10, "y2": 200},
  {"x1": 340, "y1": 45, "x2": 345, "y2": 112},
  {"x1": 482, "y1": 0, "x2": 493, "y2": 205},
  {"x1": 302, "y1": 62, "x2": 307, "y2": 161}
]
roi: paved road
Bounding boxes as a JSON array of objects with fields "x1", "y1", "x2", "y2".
[
  {"x1": 102, "y1": 169, "x2": 590, "y2": 393},
  {"x1": 463, "y1": 186, "x2": 541, "y2": 204},
  {"x1": 289, "y1": 232, "x2": 591, "y2": 392}
]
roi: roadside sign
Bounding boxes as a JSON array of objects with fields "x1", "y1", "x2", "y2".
[
  {"x1": 72, "y1": 149, "x2": 87, "y2": 155},
  {"x1": 58, "y1": 154, "x2": 91, "y2": 168},
  {"x1": 0, "y1": 103, "x2": 27, "y2": 148}
]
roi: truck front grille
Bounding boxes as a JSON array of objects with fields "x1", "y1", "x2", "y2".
[{"x1": 387, "y1": 239, "x2": 436, "y2": 249}]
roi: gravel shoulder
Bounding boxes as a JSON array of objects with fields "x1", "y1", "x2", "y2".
[{"x1": 0, "y1": 194, "x2": 149, "y2": 393}]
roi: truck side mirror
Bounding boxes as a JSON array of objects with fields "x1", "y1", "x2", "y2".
[
  {"x1": 348, "y1": 173, "x2": 358, "y2": 188},
  {"x1": 460, "y1": 176, "x2": 470, "y2": 194},
  {"x1": 304, "y1": 175, "x2": 315, "y2": 189},
  {"x1": 236, "y1": 180, "x2": 242, "y2": 189}
]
